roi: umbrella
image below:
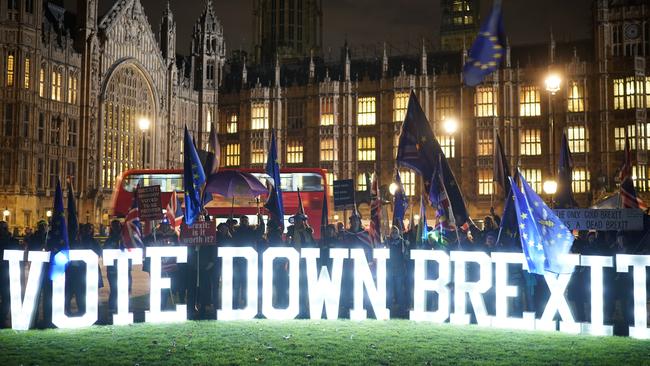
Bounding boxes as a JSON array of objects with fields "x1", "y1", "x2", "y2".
[{"x1": 204, "y1": 170, "x2": 268, "y2": 198}]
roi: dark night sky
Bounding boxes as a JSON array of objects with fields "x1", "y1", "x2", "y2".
[{"x1": 65, "y1": 0, "x2": 594, "y2": 56}]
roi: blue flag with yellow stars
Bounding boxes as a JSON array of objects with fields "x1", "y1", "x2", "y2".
[
  {"x1": 264, "y1": 129, "x2": 285, "y2": 228},
  {"x1": 462, "y1": 0, "x2": 506, "y2": 87},
  {"x1": 183, "y1": 126, "x2": 206, "y2": 226},
  {"x1": 509, "y1": 174, "x2": 574, "y2": 275},
  {"x1": 392, "y1": 169, "x2": 408, "y2": 229}
]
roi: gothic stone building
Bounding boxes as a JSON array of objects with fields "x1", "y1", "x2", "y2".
[
  {"x1": 1, "y1": 0, "x2": 649, "y2": 229},
  {"x1": 0, "y1": 0, "x2": 225, "y2": 228}
]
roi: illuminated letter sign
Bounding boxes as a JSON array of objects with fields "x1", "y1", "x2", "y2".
[
  {"x1": 537, "y1": 254, "x2": 580, "y2": 333},
  {"x1": 616, "y1": 254, "x2": 650, "y2": 340},
  {"x1": 450, "y1": 251, "x2": 492, "y2": 326},
  {"x1": 103, "y1": 248, "x2": 143, "y2": 325},
  {"x1": 350, "y1": 248, "x2": 389, "y2": 321},
  {"x1": 490, "y1": 252, "x2": 535, "y2": 330},
  {"x1": 52, "y1": 250, "x2": 99, "y2": 329},
  {"x1": 218, "y1": 247, "x2": 258, "y2": 320},
  {"x1": 409, "y1": 250, "x2": 450, "y2": 323},
  {"x1": 580, "y1": 255, "x2": 613, "y2": 336},
  {"x1": 145, "y1": 246, "x2": 188, "y2": 323},
  {"x1": 3, "y1": 250, "x2": 50, "y2": 331},
  {"x1": 262, "y1": 247, "x2": 300, "y2": 320},
  {"x1": 302, "y1": 248, "x2": 348, "y2": 320}
]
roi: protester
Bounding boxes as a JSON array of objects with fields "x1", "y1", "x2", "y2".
[
  {"x1": 0, "y1": 221, "x2": 20, "y2": 328},
  {"x1": 386, "y1": 226, "x2": 409, "y2": 318},
  {"x1": 103, "y1": 220, "x2": 126, "y2": 313},
  {"x1": 287, "y1": 211, "x2": 315, "y2": 318},
  {"x1": 232, "y1": 214, "x2": 265, "y2": 308}
]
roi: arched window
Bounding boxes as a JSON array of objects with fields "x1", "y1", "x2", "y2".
[{"x1": 101, "y1": 65, "x2": 155, "y2": 189}]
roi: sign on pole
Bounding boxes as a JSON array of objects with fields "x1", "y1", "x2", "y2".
[
  {"x1": 180, "y1": 220, "x2": 217, "y2": 246},
  {"x1": 333, "y1": 179, "x2": 356, "y2": 211},
  {"x1": 554, "y1": 209, "x2": 645, "y2": 231},
  {"x1": 137, "y1": 185, "x2": 163, "y2": 221}
]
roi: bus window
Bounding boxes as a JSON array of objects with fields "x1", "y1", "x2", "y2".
[
  {"x1": 122, "y1": 174, "x2": 184, "y2": 193},
  {"x1": 251, "y1": 172, "x2": 323, "y2": 192}
]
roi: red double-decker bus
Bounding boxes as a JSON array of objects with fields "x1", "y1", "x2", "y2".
[{"x1": 110, "y1": 168, "x2": 329, "y2": 239}]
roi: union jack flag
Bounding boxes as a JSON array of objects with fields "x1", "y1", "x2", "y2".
[
  {"x1": 619, "y1": 138, "x2": 647, "y2": 210},
  {"x1": 122, "y1": 190, "x2": 143, "y2": 249},
  {"x1": 369, "y1": 172, "x2": 382, "y2": 246},
  {"x1": 165, "y1": 190, "x2": 184, "y2": 236}
]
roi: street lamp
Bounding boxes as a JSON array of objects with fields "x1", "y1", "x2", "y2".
[
  {"x1": 389, "y1": 182, "x2": 399, "y2": 196},
  {"x1": 442, "y1": 116, "x2": 459, "y2": 135},
  {"x1": 543, "y1": 180, "x2": 558, "y2": 195},
  {"x1": 138, "y1": 117, "x2": 151, "y2": 168},
  {"x1": 2, "y1": 208, "x2": 9, "y2": 221},
  {"x1": 333, "y1": 214, "x2": 340, "y2": 221},
  {"x1": 544, "y1": 73, "x2": 562, "y2": 95},
  {"x1": 46, "y1": 210, "x2": 52, "y2": 218}
]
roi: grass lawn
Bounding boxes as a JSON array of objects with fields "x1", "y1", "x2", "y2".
[{"x1": 1, "y1": 320, "x2": 649, "y2": 365}]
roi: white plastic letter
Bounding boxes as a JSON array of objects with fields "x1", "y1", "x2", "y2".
[
  {"x1": 103, "y1": 248, "x2": 143, "y2": 325},
  {"x1": 616, "y1": 254, "x2": 650, "y2": 339},
  {"x1": 350, "y1": 248, "x2": 389, "y2": 320},
  {"x1": 302, "y1": 248, "x2": 348, "y2": 320},
  {"x1": 409, "y1": 250, "x2": 450, "y2": 323},
  {"x1": 262, "y1": 247, "x2": 300, "y2": 320},
  {"x1": 450, "y1": 251, "x2": 492, "y2": 326},
  {"x1": 145, "y1": 246, "x2": 187, "y2": 323},
  {"x1": 52, "y1": 250, "x2": 99, "y2": 328},
  {"x1": 490, "y1": 252, "x2": 535, "y2": 330},
  {"x1": 217, "y1": 246, "x2": 258, "y2": 320},
  {"x1": 3, "y1": 250, "x2": 50, "y2": 330},
  {"x1": 580, "y1": 255, "x2": 613, "y2": 336},
  {"x1": 537, "y1": 254, "x2": 579, "y2": 333}
]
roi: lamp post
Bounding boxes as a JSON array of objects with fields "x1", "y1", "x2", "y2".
[
  {"x1": 543, "y1": 179, "x2": 558, "y2": 207},
  {"x1": 545, "y1": 73, "x2": 561, "y2": 179},
  {"x1": 138, "y1": 117, "x2": 151, "y2": 169}
]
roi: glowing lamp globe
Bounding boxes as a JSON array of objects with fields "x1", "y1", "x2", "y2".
[
  {"x1": 389, "y1": 182, "x2": 399, "y2": 196},
  {"x1": 543, "y1": 180, "x2": 558, "y2": 195},
  {"x1": 442, "y1": 117, "x2": 459, "y2": 135}
]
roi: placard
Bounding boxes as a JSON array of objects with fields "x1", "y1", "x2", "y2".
[
  {"x1": 333, "y1": 179, "x2": 356, "y2": 211},
  {"x1": 554, "y1": 209, "x2": 644, "y2": 231},
  {"x1": 137, "y1": 185, "x2": 162, "y2": 221},
  {"x1": 180, "y1": 220, "x2": 217, "y2": 246}
]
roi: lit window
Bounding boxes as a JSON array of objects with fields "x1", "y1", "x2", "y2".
[
  {"x1": 320, "y1": 137, "x2": 337, "y2": 161},
  {"x1": 439, "y1": 135, "x2": 455, "y2": 158},
  {"x1": 39, "y1": 66, "x2": 45, "y2": 97},
  {"x1": 400, "y1": 169, "x2": 416, "y2": 197},
  {"x1": 566, "y1": 126, "x2": 588, "y2": 153},
  {"x1": 51, "y1": 69, "x2": 62, "y2": 101},
  {"x1": 477, "y1": 169, "x2": 493, "y2": 196},
  {"x1": 567, "y1": 81, "x2": 585, "y2": 112},
  {"x1": 357, "y1": 136, "x2": 376, "y2": 161},
  {"x1": 521, "y1": 169, "x2": 542, "y2": 193},
  {"x1": 436, "y1": 94, "x2": 455, "y2": 122},
  {"x1": 286, "y1": 140, "x2": 303, "y2": 164},
  {"x1": 23, "y1": 57, "x2": 30, "y2": 89},
  {"x1": 572, "y1": 168, "x2": 590, "y2": 193},
  {"x1": 614, "y1": 77, "x2": 643, "y2": 110},
  {"x1": 646, "y1": 77, "x2": 650, "y2": 109},
  {"x1": 474, "y1": 86, "x2": 497, "y2": 117},
  {"x1": 320, "y1": 97, "x2": 335, "y2": 126},
  {"x1": 67, "y1": 75, "x2": 77, "y2": 104},
  {"x1": 6, "y1": 53, "x2": 14, "y2": 87},
  {"x1": 251, "y1": 102, "x2": 269, "y2": 130},
  {"x1": 357, "y1": 96, "x2": 376, "y2": 126},
  {"x1": 520, "y1": 129, "x2": 542, "y2": 156},
  {"x1": 326, "y1": 172, "x2": 337, "y2": 196},
  {"x1": 227, "y1": 113, "x2": 238, "y2": 133},
  {"x1": 613, "y1": 78, "x2": 624, "y2": 110},
  {"x1": 633, "y1": 165, "x2": 648, "y2": 192},
  {"x1": 477, "y1": 130, "x2": 493, "y2": 156},
  {"x1": 357, "y1": 173, "x2": 368, "y2": 191},
  {"x1": 393, "y1": 92, "x2": 409, "y2": 123},
  {"x1": 250, "y1": 139, "x2": 265, "y2": 165},
  {"x1": 519, "y1": 86, "x2": 541, "y2": 117},
  {"x1": 614, "y1": 127, "x2": 626, "y2": 151},
  {"x1": 225, "y1": 143, "x2": 240, "y2": 167}
]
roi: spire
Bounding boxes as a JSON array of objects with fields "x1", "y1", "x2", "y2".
[
  {"x1": 382, "y1": 42, "x2": 389, "y2": 77},
  {"x1": 242, "y1": 57, "x2": 248, "y2": 87},
  {"x1": 309, "y1": 49, "x2": 315, "y2": 81},
  {"x1": 275, "y1": 54, "x2": 281, "y2": 87},
  {"x1": 505, "y1": 37, "x2": 511, "y2": 68},
  {"x1": 549, "y1": 29, "x2": 556, "y2": 64},
  {"x1": 164, "y1": 0, "x2": 172, "y2": 16},
  {"x1": 421, "y1": 39, "x2": 427, "y2": 76},
  {"x1": 344, "y1": 47, "x2": 351, "y2": 82}
]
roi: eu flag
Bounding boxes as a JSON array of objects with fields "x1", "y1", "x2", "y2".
[
  {"x1": 396, "y1": 91, "x2": 470, "y2": 225},
  {"x1": 510, "y1": 174, "x2": 574, "y2": 275},
  {"x1": 392, "y1": 169, "x2": 408, "y2": 229},
  {"x1": 66, "y1": 178, "x2": 79, "y2": 246},
  {"x1": 556, "y1": 133, "x2": 577, "y2": 209},
  {"x1": 49, "y1": 178, "x2": 70, "y2": 280},
  {"x1": 462, "y1": 0, "x2": 506, "y2": 87},
  {"x1": 416, "y1": 194, "x2": 428, "y2": 246},
  {"x1": 183, "y1": 126, "x2": 206, "y2": 226},
  {"x1": 264, "y1": 129, "x2": 284, "y2": 228}
]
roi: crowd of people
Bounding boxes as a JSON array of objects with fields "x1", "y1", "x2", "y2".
[{"x1": 0, "y1": 210, "x2": 648, "y2": 335}]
